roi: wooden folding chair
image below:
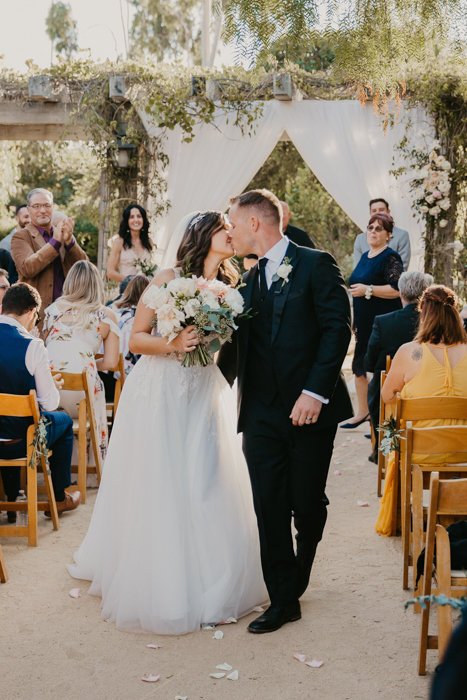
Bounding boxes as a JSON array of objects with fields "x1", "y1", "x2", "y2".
[
  {"x1": 0, "y1": 391, "x2": 59, "y2": 546},
  {"x1": 376, "y1": 355, "x2": 392, "y2": 497},
  {"x1": 96, "y1": 353, "x2": 125, "y2": 428},
  {"x1": 397, "y1": 399, "x2": 467, "y2": 589},
  {"x1": 0, "y1": 544, "x2": 8, "y2": 582},
  {"x1": 60, "y1": 370, "x2": 103, "y2": 504},
  {"x1": 418, "y1": 471, "x2": 467, "y2": 675}
]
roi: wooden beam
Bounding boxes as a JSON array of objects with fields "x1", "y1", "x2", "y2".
[{"x1": 0, "y1": 100, "x2": 86, "y2": 140}]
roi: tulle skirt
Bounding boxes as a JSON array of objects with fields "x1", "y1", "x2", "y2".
[{"x1": 68, "y1": 354, "x2": 267, "y2": 634}]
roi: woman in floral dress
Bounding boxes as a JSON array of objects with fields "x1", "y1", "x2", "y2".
[{"x1": 43, "y1": 261, "x2": 120, "y2": 460}]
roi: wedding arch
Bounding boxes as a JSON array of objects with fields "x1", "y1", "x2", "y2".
[{"x1": 139, "y1": 99, "x2": 430, "y2": 270}]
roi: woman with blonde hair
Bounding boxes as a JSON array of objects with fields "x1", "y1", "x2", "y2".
[
  {"x1": 43, "y1": 260, "x2": 120, "y2": 460},
  {"x1": 375, "y1": 284, "x2": 467, "y2": 535}
]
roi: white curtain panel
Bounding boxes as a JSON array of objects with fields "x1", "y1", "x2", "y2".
[{"x1": 138, "y1": 100, "x2": 430, "y2": 269}]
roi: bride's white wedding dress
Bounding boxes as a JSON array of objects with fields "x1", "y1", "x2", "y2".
[{"x1": 68, "y1": 340, "x2": 267, "y2": 634}]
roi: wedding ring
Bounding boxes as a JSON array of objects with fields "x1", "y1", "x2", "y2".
[{"x1": 305, "y1": 416, "x2": 312, "y2": 423}]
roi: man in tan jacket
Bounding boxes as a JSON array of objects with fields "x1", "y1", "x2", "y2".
[{"x1": 11, "y1": 188, "x2": 87, "y2": 325}]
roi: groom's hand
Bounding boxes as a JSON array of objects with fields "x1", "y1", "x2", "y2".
[{"x1": 290, "y1": 394, "x2": 323, "y2": 427}]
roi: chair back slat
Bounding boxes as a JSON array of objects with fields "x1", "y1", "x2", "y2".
[
  {"x1": 0, "y1": 391, "x2": 37, "y2": 418},
  {"x1": 398, "y1": 397, "x2": 467, "y2": 422},
  {"x1": 410, "y1": 426, "x2": 467, "y2": 457},
  {"x1": 59, "y1": 371, "x2": 85, "y2": 391},
  {"x1": 437, "y1": 478, "x2": 467, "y2": 515}
]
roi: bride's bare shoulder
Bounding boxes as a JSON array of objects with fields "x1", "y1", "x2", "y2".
[{"x1": 151, "y1": 268, "x2": 176, "y2": 287}]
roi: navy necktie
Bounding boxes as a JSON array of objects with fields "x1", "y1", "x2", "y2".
[{"x1": 258, "y1": 257, "x2": 268, "y2": 298}]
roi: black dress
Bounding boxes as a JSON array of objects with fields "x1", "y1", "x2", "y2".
[{"x1": 348, "y1": 247, "x2": 402, "y2": 376}]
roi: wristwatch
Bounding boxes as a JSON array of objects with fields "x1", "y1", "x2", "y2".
[{"x1": 365, "y1": 285, "x2": 373, "y2": 300}]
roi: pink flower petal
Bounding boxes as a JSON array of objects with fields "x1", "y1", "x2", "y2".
[
  {"x1": 305, "y1": 659, "x2": 324, "y2": 668},
  {"x1": 227, "y1": 670, "x2": 239, "y2": 680},
  {"x1": 357, "y1": 500, "x2": 370, "y2": 507},
  {"x1": 293, "y1": 653, "x2": 307, "y2": 663},
  {"x1": 146, "y1": 643, "x2": 163, "y2": 649},
  {"x1": 69, "y1": 588, "x2": 81, "y2": 599},
  {"x1": 141, "y1": 674, "x2": 160, "y2": 683},
  {"x1": 334, "y1": 470, "x2": 342, "y2": 476}
]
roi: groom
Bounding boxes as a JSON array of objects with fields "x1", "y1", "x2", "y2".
[{"x1": 219, "y1": 189, "x2": 353, "y2": 633}]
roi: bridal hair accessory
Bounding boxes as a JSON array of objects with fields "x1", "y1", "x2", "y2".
[
  {"x1": 272, "y1": 257, "x2": 293, "y2": 287},
  {"x1": 189, "y1": 212, "x2": 207, "y2": 229}
]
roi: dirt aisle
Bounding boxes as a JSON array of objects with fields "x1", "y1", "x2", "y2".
[{"x1": 1, "y1": 418, "x2": 431, "y2": 700}]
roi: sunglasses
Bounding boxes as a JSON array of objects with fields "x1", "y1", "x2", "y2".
[{"x1": 367, "y1": 225, "x2": 384, "y2": 232}]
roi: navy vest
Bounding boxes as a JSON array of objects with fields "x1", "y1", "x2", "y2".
[
  {"x1": 0, "y1": 322, "x2": 36, "y2": 439},
  {"x1": 244, "y1": 270, "x2": 278, "y2": 404}
]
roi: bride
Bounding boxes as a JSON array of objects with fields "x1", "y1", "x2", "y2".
[{"x1": 68, "y1": 211, "x2": 267, "y2": 634}]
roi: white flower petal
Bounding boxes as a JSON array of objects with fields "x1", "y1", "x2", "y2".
[
  {"x1": 253, "y1": 606, "x2": 264, "y2": 612},
  {"x1": 146, "y1": 643, "x2": 163, "y2": 649},
  {"x1": 216, "y1": 663, "x2": 233, "y2": 671},
  {"x1": 69, "y1": 588, "x2": 81, "y2": 599},
  {"x1": 222, "y1": 617, "x2": 237, "y2": 624},
  {"x1": 202, "y1": 624, "x2": 215, "y2": 630},
  {"x1": 141, "y1": 674, "x2": 160, "y2": 683},
  {"x1": 293, "y1": 653, "x2": 307, "y2": 663},
  {"x1": 305, "y1": 659, "x2": 324, "y2": 668},
  {"x1": 227, "y1": 670, "x2": 239, "y2": 681},
  {"x1": 209, "y1": 672, "x2": 226, "y2": 679},
  {"x1": 357, "y1": 500, "x2": 370, "y2": 507},
  {"x1": 213, "y1": 630, "x2": 224, "y2": 639}
]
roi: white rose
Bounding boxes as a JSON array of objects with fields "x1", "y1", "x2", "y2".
[
  {"x1": 419, "y1": 205, "x2": 429, "y2": 214},
  {"x1": 224, "y1": 288, "x2": 244, "y2": 315},
  {"x1": 167, "y1": 276, "x2": 197, "y2": 297},
  {"x1": 199, "y1": 290, "x2": 220, "y2": 310},
  {"x1": 441, "y1": 161, "x2": 452, "y2": 170},
  {"x1": 184, "y1": 298, "x2": 201, "y2": 317},
  {"x1": 425, "y1": 194, "x2": 435, "y2": 205},
  {"x1": 277, "y1": 263, "x2": 292, "y2": 281},
  {"x1": 432, "y1": 189, "x2": 442, "y2": 199},
  {"x1": 429, "y1": 205, "x2": 441, "y2": 216},
  {"x1": 438, "y1": 219, "x2": 448, "y2": 228},
  {"x1": 439, "y1": 198, "x2": 451, "y2": 211},
  {"x1": 142, "y1": 284, "x2": 169, "y2": 310},
  {"x1": 438, "y1": 181, "x2": 451, "y2": 194}
]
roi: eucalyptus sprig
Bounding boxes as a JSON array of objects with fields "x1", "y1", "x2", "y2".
[
  {"x1": 377, "y1": 416, "x2": 404, "y2": 456},
  {"x1": 28, "y1": 416, "x2": 50, "y2": 474}
]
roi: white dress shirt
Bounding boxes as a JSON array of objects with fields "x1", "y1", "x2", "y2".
[
  {"x1": 0, "y1": 315, "x2": 59, "y2": 412},
  {"x1": 259, "y1": 237, "x2": 329, "y2": 405}
]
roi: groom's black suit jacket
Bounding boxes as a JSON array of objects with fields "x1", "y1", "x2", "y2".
[{"x1": 219, "y1": 241, "x2": 353, "y2": 432}]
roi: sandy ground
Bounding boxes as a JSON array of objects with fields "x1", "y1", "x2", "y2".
[{"x1": 1, "y1": 375, "x2": 431, "y2": 700}]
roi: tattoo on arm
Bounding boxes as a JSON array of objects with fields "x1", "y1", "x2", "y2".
[{"x1": 411, "y1": 347, "x2": 422, "y2": 361}]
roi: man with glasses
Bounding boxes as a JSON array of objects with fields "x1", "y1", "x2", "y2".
[
  {"x1": 0, "y1": 283, "x2": 80, "y2": 522},
  {"x1": 354, "y1": 198, "x2": 411, "y2": 271},
  {"x1": 0, "y1": 269, "x2": 10, "y2": 313},
  {"x1": 11, "y1": 188, "x2": 87, "y2": 327}
]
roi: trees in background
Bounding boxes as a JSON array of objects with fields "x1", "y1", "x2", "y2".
[{"x1": 45, "y1": 1, "x2": 79, "y2": 61}]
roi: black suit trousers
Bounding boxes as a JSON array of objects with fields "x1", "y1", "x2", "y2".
[{"x1": 242, "y1": 394, "x2": 337, "y2": 606}]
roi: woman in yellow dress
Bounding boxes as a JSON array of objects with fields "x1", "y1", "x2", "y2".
[{"x1": 375, "y1": 284, "x2": 467, "y2": 535}]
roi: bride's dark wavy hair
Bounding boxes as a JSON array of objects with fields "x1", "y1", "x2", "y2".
[
  {"x1": 175, "y1": 211, "x2": 239, "y2": 285},
  {"x1": 118, "y1": 204, "x2": 153, "y2": 251}
]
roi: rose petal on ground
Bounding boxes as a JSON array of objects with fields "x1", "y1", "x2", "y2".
[
  {"x1": 69, "y1": 588, "x2": 81, "y2": 599},
  {"x1": 216, "y1": 663, "x2": 233, "y2": 671},
  {"x1": 305, "y1": 659, "x2": 324, "y2": 668},
  {"x1": 141, "y1": 674, "x2": 160, "y2": 683},
  {"x1": 357, "y1": 500, "x2": 370, "y2": 507},
  {"x1": 222, "y1": 617, "x2": 237, "y2": 624},
  {"x1": 146, "y1": 643, "x2": 163, "y2": 649},
  {"x1": 253, "y1": 606, "x2": 264, "y2": 612},
  {"x1": 334, "y1": 470, "x2": 342, "y2": 476},
  {"x1": 209, "y1": 672, "x2": 226, "y2": 679},
  {"x1": 293, "y1": 653, "x2": 307, "y2": 663},
  {"x1": 202, "y1": 624, "x2": 215, "y2": 630},
  {"x1": 175, "y1": 696, "x2": 188, "y2": 699},
  {"x1": 227, "y1": 670, "x2": 239, "y2": 681},
  {"x1": 213, "y1": 630, "x2": 224, "y2": 639}
]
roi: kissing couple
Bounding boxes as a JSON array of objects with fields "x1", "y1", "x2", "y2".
[{"x1": 69, "y1": 188, "x2": 352, "y2": 635}]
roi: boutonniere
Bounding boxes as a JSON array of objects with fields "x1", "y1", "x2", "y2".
[{"x1": 272, "y1": 257, "x2": 293, "y2": 288}]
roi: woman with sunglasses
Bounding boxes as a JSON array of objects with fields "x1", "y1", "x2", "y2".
[{"x1": 342, "y1": 213, "x2": 403, "y2": 428}]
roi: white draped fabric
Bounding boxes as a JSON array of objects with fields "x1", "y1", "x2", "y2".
[{"x1": 138, "y1": 100, "x2": 431, "y2": 269}]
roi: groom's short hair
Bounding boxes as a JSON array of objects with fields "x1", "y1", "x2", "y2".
[{"x1": 230, "y1": 189, "x2": 282, "y2": 227}]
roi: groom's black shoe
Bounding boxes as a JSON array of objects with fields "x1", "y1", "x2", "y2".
[{"x1": 247, "y1": 602, "x2": 301, "y2": 634}]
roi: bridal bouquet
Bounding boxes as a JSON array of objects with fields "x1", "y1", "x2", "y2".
[{"x1": 143, "y1": 275, "x2": 245, "y2": 367}]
